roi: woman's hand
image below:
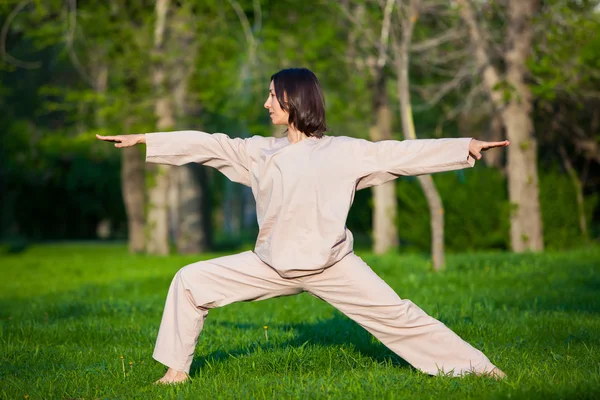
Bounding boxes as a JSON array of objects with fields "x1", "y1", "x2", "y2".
[
  {"x1": 469, "y1": 139, "x2": 510, "y2": 160},
  {"x1": 96, "y1": 134, "x2": 146, "y2": 148}
]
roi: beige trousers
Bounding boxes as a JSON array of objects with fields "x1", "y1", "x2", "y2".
[{"x1": 153, "y1": 251, "x2": 497, "y2": 376}]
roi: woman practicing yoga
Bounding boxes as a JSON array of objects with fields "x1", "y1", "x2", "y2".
[{"x1": 97, "y1": 68, "x2": 509, "y2": 384}]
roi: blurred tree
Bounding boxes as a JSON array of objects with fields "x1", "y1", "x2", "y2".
[
  {"x1": 392, "y1": 0, "x2": 452, "y2": 270},
  {"x1": 164, "y1": 2, "x2": 211, "y2": 254},
  {"x1": 342, "y1": 1, "x2": 399, "y2": 255},
  {"x1": 531, "y1": 0, "x2": 600, "y2": 243},
  {"x1": 145, "y1": 0, "x2": 173, "y2": 255},
  {"x1": 342, "y1": 0, "x2": 457, "y2": 269},
  {"x1": 457, "y1": 0, "x2": 544, "y2": 252}
]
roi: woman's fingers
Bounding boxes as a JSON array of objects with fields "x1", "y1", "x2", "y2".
[
  {"x1": 96, "y1": 134, "x2": 131, "y2": 148},
  {"x1": 470, "y1": 139, "x2": 509, "y2": 160},
  {"x1": 96, "y1": 134, "x2": 122, "y2": 143},
  {"x1": 471, "y1": 150, "x2": 482, "y2": 160},
  {"x1": 482, "y1": 140, "x2": 510, "y2": 151}
]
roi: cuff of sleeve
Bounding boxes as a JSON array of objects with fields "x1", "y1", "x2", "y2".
[
  {"x1": 464, "y1": 138, "x2": 475, "y2": 167},
  {"x1": 145, "y1": 133, "x2": 153, "y2": 162}
]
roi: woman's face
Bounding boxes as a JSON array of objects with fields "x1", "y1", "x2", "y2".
[{"x1": 264, "y1": 81, "x2": 289, "y2": 125}]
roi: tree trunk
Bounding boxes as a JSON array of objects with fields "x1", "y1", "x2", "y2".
[
  {"x1": 223, "y1": 181, "x2": 242, "y2": 237},
  {"x1": 93, "y1": 51, "x2": 146, "y2": 252},
  {"x1": 122, "y1": 147, "x2": 146, "y2": 252},
  {"x1": 167, "y1": 6, "x2": 209, "y2": 254},
  {"x1": 369, "y1": 74, "x2": 398, "y2": 254},
  {"x1": 92, "y1": 61, "x2": 115, "y2": 240},
  {"x1": 146, "y1": 0, "x2": 173, "y2": 255},
  {"x1": 168, "y1": 167, "x2": 180, "y2": 246},
  {"x1": 173, "y1": 165, "x2": 210, "y2": 253},
  {"x1": 458, "y1": 0, "x2": 544, "y2": 252},
  {"x1": 395, "y1": 0, "x2": 445, "y2": 270},
  {"x1": 485, "y1": 112, "x2": 504, "y2": 169},
  {"x1": 504, "y1": 0, "x2": 544, "y2": 252}
]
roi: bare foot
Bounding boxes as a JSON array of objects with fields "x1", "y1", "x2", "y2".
[
  {"x1": 154, "y1": 368, "x2": 190, "y2": 385},
  {"x1": 485, "y1": 367, "x2": 506, "y2": 380}
]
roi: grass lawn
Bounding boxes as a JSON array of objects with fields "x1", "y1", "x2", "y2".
[{"x1": 1, "y1": 244, "x2": 599, "y2": 399}]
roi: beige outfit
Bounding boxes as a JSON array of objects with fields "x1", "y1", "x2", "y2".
[{"x1": 146, "y1": 131, "x2": 496, "y2": 375}]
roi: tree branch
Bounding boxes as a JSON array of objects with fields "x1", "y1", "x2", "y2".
[
  {"x1": 65, "y1": 0, "x2": 94, "y2": 86},
  {"x1": 337, "y1": 1, "x2": 380, "y2": 53},
  {"x1": 253, "y1": 0, "x2": 262, "y2": 32},
  {"x1": 228, "y1": 0, "x2": 257, "y2": 64},
  {"x1": 376, "y1": 0, "x2": 395, "y2": 68},
  {"x1": 0, "y1": 0, "x2": 41, "y2": 69},
  {"x1": 410, "y1": 29, "x2": 462, "y2": 52},
  {"x1": 456, "y1": 0, "x2": 504, "y2": 109}
]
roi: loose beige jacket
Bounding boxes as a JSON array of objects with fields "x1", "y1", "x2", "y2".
[{"x1": 146, "y1": 131, "x2": 475, "y2": 278}]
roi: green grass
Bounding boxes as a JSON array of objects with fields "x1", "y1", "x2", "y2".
[{"x1": 1, "y1": 244, "x2": 599, "y2": 399}]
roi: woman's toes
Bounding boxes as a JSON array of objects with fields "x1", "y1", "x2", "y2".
[
  {"x1": 489, "y1": 367, "x2": 506, "y2": 380},
  {"x1": 153, "y1": 371, "x2": 190, "y2": 385}
]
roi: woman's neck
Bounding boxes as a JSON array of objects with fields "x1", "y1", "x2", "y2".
[{"x1": 286, "y1": 125, "x2": 309, "y2": 144}]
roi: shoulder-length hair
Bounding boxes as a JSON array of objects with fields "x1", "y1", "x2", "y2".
[{"x1": 270, "y1": 68, "x2": 327, "y2": 138}]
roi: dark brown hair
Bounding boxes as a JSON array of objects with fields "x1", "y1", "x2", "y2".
[{"x1": 270, "y1": 68, "x2": 327, "y2": 138}]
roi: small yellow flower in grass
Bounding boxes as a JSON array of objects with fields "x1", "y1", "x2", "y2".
[
  {"x1": 263, "y1": 325, "x2": 269, "y2": 341},
  {"x1": 24, "y1": 395, "x2": 29, "y2": 399}
]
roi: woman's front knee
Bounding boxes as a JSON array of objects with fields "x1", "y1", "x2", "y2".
[
  {"x1": 173, "y1": 262, "x2": 221, "y2": 309},
  {"x1": 176, "y1": 261, "x2": 210, "y2": 283}
]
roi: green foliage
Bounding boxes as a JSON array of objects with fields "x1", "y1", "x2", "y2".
[
  {"x1": 392, "y1": 167, "x2": 597, "y2": 253},
  {"x1": 540, "y1": 170, "x2": 598, "y2": 250},
  {"x1": 530, "y1": 1, "x2": 600, "y2": 101},
  {"x1": 1, "y1": 245, "x2": 599, "y2": 398},
  {"x1": 396, "y1": 167, "x2": 510, "y2": 252},
  {"x1": 1, "y1": 0, "x2": 599, "y2": 251}
]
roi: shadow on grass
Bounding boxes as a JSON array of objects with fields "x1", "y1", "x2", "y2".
[{"x1": 188, "y1": 316, "x2": 410, "y2": 377}]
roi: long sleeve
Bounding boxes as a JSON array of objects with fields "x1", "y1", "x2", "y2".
[
  {"x1": 145, "y1": 130, "x2": 251, "y2": 186},
  {"x1": 355, "y1": 137, "x2": 475, "y2": 190}
]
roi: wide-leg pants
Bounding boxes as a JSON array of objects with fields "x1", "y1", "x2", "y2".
[{"x1": 153, "y1": 251, "x2": 497, "y2": 376}]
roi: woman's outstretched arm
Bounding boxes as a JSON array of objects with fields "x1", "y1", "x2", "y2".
[
  {"x1": 96, "y1": 130, "x2": 253, "y2": 187},
  {"x1": 353, "y1": 137, "x2": 509, "y2": 190}
]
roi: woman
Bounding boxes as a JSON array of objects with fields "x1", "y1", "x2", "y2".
[{"x1": 97, "y1": 68, "x2": 509, "y2": 384}]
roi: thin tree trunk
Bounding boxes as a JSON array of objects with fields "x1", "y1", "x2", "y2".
[
  {"x1": 418, "y1": 176, "x2": 444, "y2": 268},
  {"x1": 558, "y1": 145, "x2": 588, "y2": 242},
  {"x1": 146, "y1": 0, "x2": 173, "y2": 255},
  {"x1": 370, "y1": 74, "x2": 398, "y2": 254},
  {"x1": 395, "y1": 0, "x2": 445, "y2": 270},
  {"x1": 457, "y1": 0, "x2": 543, "y2": 252}
]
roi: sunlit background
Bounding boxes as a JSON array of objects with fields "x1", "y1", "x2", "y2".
[{"x1": 1, "y1": 0, "x2": 598, "y2": 255}]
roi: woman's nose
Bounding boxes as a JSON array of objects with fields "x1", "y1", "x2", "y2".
[{"x1": 264, "y1": 99, "x2": 269, "y2": 109}]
